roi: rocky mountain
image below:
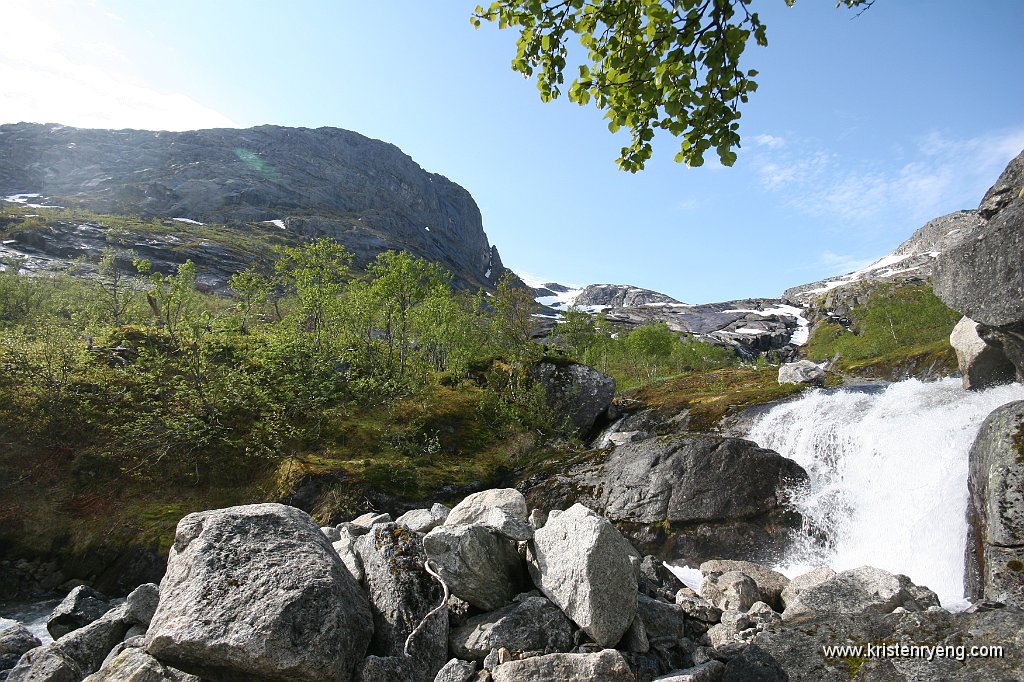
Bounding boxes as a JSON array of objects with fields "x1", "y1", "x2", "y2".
[
  {"x1": 0, "y1": 123, "x2": 505, "y2": 290},
  {"x1": 529, "y1": 280, "x2": 809, "y2": 359},
  {"x1": 782, "y1": 210, "x2": 986, "y2": 305}
]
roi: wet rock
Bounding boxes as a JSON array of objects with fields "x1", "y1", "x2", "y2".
[
  {"x1": 700, "y1": 561, "x2": 789, "y2": 613},
  {"x1": 965, "y1": 400, "x2": 1024, "y2": 607},
  {"x1": 701, "y1": 572, "x2": 760, "y2": 612},
  {"x1": 950, "y1": 317, "x2": 1016, "y2": 390},
  {"x1": 9, "y1": 604, "x2": 130, "y2": 682},
  {"x1": 522, "y1": 434, "x2": 807, "y2": 564},
  {"x1": 779, "y1": 566, "x2": 835, "y2": 611},
  {"x1": 781, "y1": 565, "x2": 938, "y2": 620},
  {"x1": 0, "y1": 622, "x2": 41, "y2": 673}
]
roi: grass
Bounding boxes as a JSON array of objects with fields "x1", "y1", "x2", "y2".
[
  {"x1": 624, "y1": 366, "x2": 818, "y2": 432},
  {"x1": 804, "y1": 282, "x2": 960, "y2": 378}
]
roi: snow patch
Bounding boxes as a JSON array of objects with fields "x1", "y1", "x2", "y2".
[
  {"x1": 3, "y1": 193, "x2": 63, "y2": 208},
  {"x1": 262, "y1": 219, "x2": 286, "y2": 230},
  {"x1": 173, "y1": 217, "x2": 205, "y2": 225},
  {"x1": 724, "y1": 304, "x2": 810, "y2": 346}
]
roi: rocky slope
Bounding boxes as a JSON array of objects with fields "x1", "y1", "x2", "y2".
[
  {"x1": 0, "y1": 123, "x2": 505, "y2": 290},
  {"x1": 531, "y1": 281, "x2": 810, "y2": 359},
  {"x1": 6, "y1": 491, "x2": 1023, "y2": 682}
]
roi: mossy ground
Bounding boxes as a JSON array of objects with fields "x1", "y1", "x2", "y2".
[{"x1": 623, "y1": 366, "x2": 819, "y2": 431}]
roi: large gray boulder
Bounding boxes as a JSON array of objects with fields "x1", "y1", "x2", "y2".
[
  {"x1": 144, "y1": 503, "x2": 373, "y2": 682},
  {"x1": 422, "y1": 524, "x2": 524, "y2": 612},
  {"x1": 781, "y1": 566, "x2": 938, "y2": 621},
  {"x1": 777, "y1": 361, "x2": 825, "y2": 386},
  {"x1": 523, "y1": 434, "x2": 807, "y2": 563},
  {"x1": 934, "y1": 149, "x2": 1024, "y2": 381},
  {"x1": 354, "y1": 524, "x2": 447, "y2": 682},
  {"x1": 449, "y1": 594, "x2": 576, "y2": 661},
  {"x1": 950, "y1": 316, "x2": 1016, "y2": 390},
  {"x1": 445, "y1": 489, "x2": 527, "y2": 527},
  {"x1": 489, "y1": 650, "x2": 635, "y2": 682},
  {"x1": 527, "y1": 504, "x2": 637, "y2": 647},
  {"x1": 965, "y1": 400, "x2": 1024, "y2": 607},
  {"x1": 530, "y1": 362, "x2": 615, "y2": 437},
  {"x1": 47, "y1": 587, "x2": 113, "y2": 640}
]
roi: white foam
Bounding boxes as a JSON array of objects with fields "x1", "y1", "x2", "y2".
[{"x1": 748, "y1": 378, "x2": 1024, "y2": 608}]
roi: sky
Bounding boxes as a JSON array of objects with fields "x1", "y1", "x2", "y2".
[{"x1": 2, "y1": 0, "x2": 1023, "y2": 304}]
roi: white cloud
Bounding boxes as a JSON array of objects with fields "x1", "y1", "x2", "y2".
[
  {"x1": 0, "y1": 0, "x2": 237, "y2": 131},
  {"x1": 749, "y1": 127, "x2": 1024, "y2": 230},
  {"x1": 750, "y1": 133, "x2": 786, "y2": 149}
]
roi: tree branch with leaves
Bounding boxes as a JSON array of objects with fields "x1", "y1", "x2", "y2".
[{"x1": 473, "y1": 0, "x2": 873, "y2": 171}]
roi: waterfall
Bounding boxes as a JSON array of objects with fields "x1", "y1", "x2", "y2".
[{"x1": 747, "y1": 377, "x2": 1024, "y2": 609}]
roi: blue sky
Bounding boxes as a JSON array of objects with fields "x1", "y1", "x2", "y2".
[{"x1": 3, "y1": 1, "x2": 1022, "y2": 303}]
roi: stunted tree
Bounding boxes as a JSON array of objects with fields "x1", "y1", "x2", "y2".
[{"x1": 473, "y1": 0, "x2": 873, "y2": 170}]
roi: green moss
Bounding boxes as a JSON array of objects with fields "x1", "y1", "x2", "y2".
[
  {"x1": 1007, "y1": 560, "x2": 1024, "y2": 572},
  {"x1": 625, "y1": 366, "x2": 812, "y2": 431}
]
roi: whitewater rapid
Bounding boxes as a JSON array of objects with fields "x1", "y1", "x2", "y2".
[{"x1": 747, "y1": 377, "x2": 1024, "y2": 609}]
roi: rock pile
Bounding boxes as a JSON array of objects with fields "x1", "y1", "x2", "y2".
[{"x1": 5, "y1": 488, "x2": 1024, "y2": 682}]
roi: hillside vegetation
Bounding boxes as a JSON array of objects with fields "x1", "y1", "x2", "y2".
[
  {"x1": 804, "y1": 282, "x2": 960, "y2": 379},
  {"x1": 0, "y1": 207, "x2": 747, "y2": 572}
]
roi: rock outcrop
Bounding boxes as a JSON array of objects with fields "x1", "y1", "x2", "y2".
[
  {"x1": 965, "y1": 400, "x2": 1024, "y2": 607},
  {"x1": 529, "y1": 362, "x2": 616, "y2": 438},
  {"x1": 144, "y1": 503, "x2": 373, "y2": 682},
  {"x1": 934, "y1": 149, "x2": 1024, "y2": 381},
  {"x1": 522, "y1": 434, "x2": 807, "y2": 563},
  {"x1": 0, "y1": 123, "x2": 505, "y2": 291}
]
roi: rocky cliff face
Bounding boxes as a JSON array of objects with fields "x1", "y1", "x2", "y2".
[{"x1": 0, "y1": 123, "x2": 503, "y2": 290}]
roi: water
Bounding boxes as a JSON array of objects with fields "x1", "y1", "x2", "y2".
[
  {"x1": 747, "y1": 377, "x2": 1024, "y2": 609},
  {"x1": 0, "y1": 599, "x2": 59, "y2": 644}
]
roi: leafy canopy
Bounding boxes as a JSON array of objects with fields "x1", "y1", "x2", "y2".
[{"x1": 473, "y1": 0, "x2": 873, "y2": 171}]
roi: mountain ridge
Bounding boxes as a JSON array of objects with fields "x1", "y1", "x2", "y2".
[{"x1": 0, "y1": 122, "x2": 504, "y2": 291}]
